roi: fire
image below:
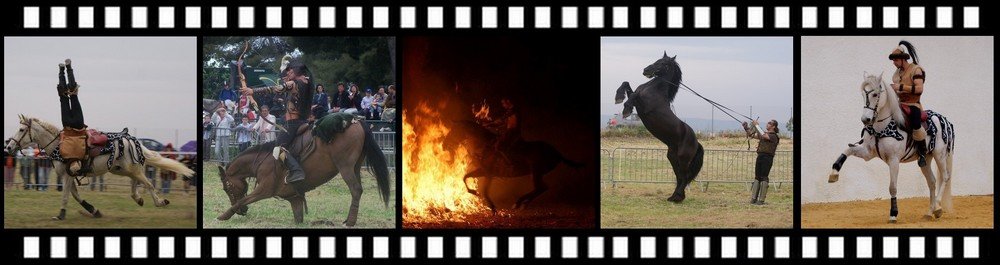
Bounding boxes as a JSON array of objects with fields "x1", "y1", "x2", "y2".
[
  {"x1": 403, "y1": 101, "x2": 486, "y2": 223},
  {"x1": 473, "y1": 100, "x2": 491, "y2": 121}
]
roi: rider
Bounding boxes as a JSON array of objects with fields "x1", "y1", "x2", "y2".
[
  {"x1": 241, "y1": 61, "x2": 314, "y2": 197},
  {"x1": 491, "y1": 98, "x2": 521, "y2": 166},
  {"x1": 56, "y1": 59, "x2": 90, "y2": 176},
  {"x1": 889, "y1": 40, "x2": 929, "y2": 167},
  {"x1": 743, "y1": 119, "x2": 780, "y2": 205}
]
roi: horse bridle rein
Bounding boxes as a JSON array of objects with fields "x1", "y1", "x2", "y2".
[{"x1": 863, "y1": 81, "x2": 892, "y2": 126}]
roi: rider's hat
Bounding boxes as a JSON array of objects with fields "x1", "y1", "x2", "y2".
[{"x1": 888, "y1": 45, "x2": 910, "y2": 60}]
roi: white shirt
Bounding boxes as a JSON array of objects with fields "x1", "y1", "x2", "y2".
[
  {"x1": 212, "y1": 113, "x2": 235, "y2": 137},
  {"x1": 253, "y1": 114, "x2": 277, "y2": 143}
]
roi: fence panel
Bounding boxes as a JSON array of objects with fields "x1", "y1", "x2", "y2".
[{"x1": 610, "y1": 148, "x2": 792, "y2": 188}]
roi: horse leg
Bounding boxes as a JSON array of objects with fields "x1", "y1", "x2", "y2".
[
  {"x1": 53, "y1": 173, "x2": 70, "y2": 220},
  {"x1": 919, "y1": 162, "x2": 937, "y2": 220},
  {"x1": 932, "y1": 155, "x2": 950, "y2": 218},
  {"x1": 479, "y1": 174, "x2": 497, "y2": 214},
  {"x1": 217, "y1": 187, "x2": 273, "y2": 221},
  {"x1": 65, "y1": 178, "x2": 102, "y2": 218},
  {"x1": 131, "y1": 170, "x2": 169, "y2": 207},
  {"x1": 514, "y1": 171, "x2": 549, "y2": 210},
  {"x1": 130, "y1": 179, "x2": 144, "y2": 206},
  {"x1": 289, "y1": 196, "x2": 306, "y2": 224},
  {"x1": 666, "y1": 151, "x2": 688, "y2": 203},
  {"x1": 340, "y1": 169, "x2": 363, "y2": 227},
  {"x1": 829, "y1": 143, "x2": 873, "y2": 183},
  {"x1": 887, "y1": 160, "x2": 900, "y2": 223}
]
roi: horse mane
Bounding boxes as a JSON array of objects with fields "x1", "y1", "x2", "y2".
[
  {"x1": 661, "y1": 58, "x2": 683, "y2": 103},
  {"x1": 24, "y1": 117, "x2": 60, "y2": 136}
]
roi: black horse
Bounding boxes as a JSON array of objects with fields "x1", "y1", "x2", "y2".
[
  {"x1": 614, "y1": 52, "x2": 705, "y2": 203},
  {"x1": 454, "y1": 120, "x2": 584, "y2": 213}
]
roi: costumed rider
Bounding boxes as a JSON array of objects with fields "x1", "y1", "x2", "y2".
[
  {"x1": 56, "y1": 59, "x2": 90, "y2": 176},
  {"x1": 240, "y1": 57, "x2": 314, "y2": 197},
  {"x1": 491, "y1": 98, "x2": 521, "y2": 166},
  {"x1": 889, "y1": 40, "x2": 929, "y2": 167},
  {"x1": 743, "y1": 119, "x2": 780, "y2": 205}
]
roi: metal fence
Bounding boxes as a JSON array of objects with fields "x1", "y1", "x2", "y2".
[
  {"x1": 206, "y1": 121, "x2": 397, "y2": 171},
  {"x1": 602, "y1": 147, "x2": 792, "y2": 190}
]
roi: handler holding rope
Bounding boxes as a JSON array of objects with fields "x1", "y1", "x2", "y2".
[{"x1": 743, "y1": 119, "x2": 780, "y2": 205}]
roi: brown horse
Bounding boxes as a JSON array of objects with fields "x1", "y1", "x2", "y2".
[{"x1": 215, "y1": 120, "x2": 391, "y2": 226}]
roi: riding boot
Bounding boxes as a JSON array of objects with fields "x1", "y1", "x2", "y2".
[
  {"x1": 912, "y1": 127, "x2": 928, "y2": 167},
  {"x1": 754, "y1": 181, "x2": 769, "y2": 205},
  {"x1": 749, "y1": 180, "x2": 761, "y2": 204},
  {"x1": 57, "y1": 64, "x2": 69, "y2": 97},
  {"x1": 65, "y1": 60, "x2": 79, "y2": 96},
  {"x1": 280, "y1": 150, "x2": 309, "y2": 197}
]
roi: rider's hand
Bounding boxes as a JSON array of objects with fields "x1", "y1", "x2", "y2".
[{"x1": 240, "y1": 87, "x2": 253, "y2": 95}]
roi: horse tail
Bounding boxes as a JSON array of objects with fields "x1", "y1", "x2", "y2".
[
  {"x1": 688, "y1": 143, "x2": 705, "y2": 183},
  {"x1": 360, "y1": 120, "x2": 391, "y2": 208},
  {"x1": 142, "y1": 146, "x2": 195, "y2": 177}
]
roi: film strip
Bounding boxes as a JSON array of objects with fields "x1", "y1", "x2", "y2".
[{"x1": 3, "y1": 1, "x2": 995, "y2": 263}]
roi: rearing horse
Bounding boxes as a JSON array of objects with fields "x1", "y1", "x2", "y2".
[
  {"x1": 614, "y1": 52, "x2": 705, "y2": 203},
  {"x1": 827, "y1": 74, "x2": 955, "y2": 223}
]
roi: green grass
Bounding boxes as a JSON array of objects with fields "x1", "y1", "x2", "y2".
[
  {"x1": 4, "y1": 171, "x2": 196, "y2": 229},
  {"x1": 601, "y1": 182, "x2": 793, "y2": 228},
  {"x1": 201, "y1": 162, "x2": 396, "y2": 228}
]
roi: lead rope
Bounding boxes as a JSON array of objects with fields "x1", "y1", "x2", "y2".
[{"x1": 661, "y1": 79, "x2": 757, "y2": 150}]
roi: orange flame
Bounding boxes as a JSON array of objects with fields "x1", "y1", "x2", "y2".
[
  {"x1": 403, "y1": 101, "x2": 486, "y2": 223},
  {"x1": 473, "y1": 100, "x2": 491, "y2": 122}
]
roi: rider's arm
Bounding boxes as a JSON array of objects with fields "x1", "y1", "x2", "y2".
[{"x1": 911, "y1": 68, "x2": 925, "y2": 95}]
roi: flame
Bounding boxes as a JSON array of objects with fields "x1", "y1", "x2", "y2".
[
  {"x1": 473, "y1": 100, "x2": 491, "y2": 121},
  {"x1": 403, "y1": 101, "x2": 486, "y2": 223}
]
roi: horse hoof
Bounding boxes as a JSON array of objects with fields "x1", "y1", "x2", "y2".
[
  {"x1": 93, "y1": 210, "x2": 103, "y2": 218},
  {"x1": 923, "y1": 215, "x2": 934, "y2": 221},
  {"x1": 828, "y1": 172, "x2": 840, "y2": 183},
  {"x1": 933, "y1": 209, "x2": 943, "y2": 219},
  {"x1": 888, "y1": 216, "x2": 898, "y2": 223},
  {"x1": 667, "y1": 195, "x2": 684, "y2": 203},
  {"x1": 163, "y1": 199, "x2": 170, "y2": 206},
  {"x1": 137, "y1": 198, "x2": 144, "y2": 206}
]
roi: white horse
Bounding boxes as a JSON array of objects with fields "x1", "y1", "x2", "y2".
[
  {"x1": 828, "y1": 74, "x2": 955, "y2": 223},
  {"x1": 5, "y1": 115, "x2": 195, "y2": 220}
]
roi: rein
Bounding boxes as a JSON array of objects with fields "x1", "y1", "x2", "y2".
[{"x1": 659, "y1": 78, "x2": 757, "y2": 150}]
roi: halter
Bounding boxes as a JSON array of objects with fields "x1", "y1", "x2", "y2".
[{"x1": 10, "y1": 119, "x2": 59, "y2": 156}]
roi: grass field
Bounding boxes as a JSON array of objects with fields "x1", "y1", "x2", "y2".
[
  {"x1": 601, "y1": 134, "x2": 795, "y2": 228},
  {"x1": 4, "y1": 170, "x2": 196, "y2": 229},
  {"x1": 202, "y1": 162, "x2": 396, "y2": 229}
]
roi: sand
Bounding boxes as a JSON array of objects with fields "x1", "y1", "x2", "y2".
[{"x1": 802, "y1": 195, "x2": 993, "y2": 228}]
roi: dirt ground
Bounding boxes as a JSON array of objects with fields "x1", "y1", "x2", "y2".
[{"x1": 802, "y1": 195, "x2": 994, "y2": 228}]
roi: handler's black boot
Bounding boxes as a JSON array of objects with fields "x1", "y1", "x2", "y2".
[
  {"x1": 754, "y1": 181, "x2": 769, "y2": 205},
  {"x1": 281, "y1": 150, "x2": 309, "y2": 197},
  {"x1": 749, "y1": 180, "x2": 761, "y2": 204},
  {"x1": 57, "y1": 63, "x2": 69, "y2": 97},
  {"x1": 915, "y1": 139, "x2": 928, "y2": 167}
]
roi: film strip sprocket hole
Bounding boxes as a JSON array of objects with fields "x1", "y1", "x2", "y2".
[
  {"x1": 17, "y1": 5, "x2": 981, "y2": 30},
  {"x1": 17, "y1": 235, "x2": 986, "y2": 259}
]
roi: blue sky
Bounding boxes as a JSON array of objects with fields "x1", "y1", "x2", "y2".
[{"x1": 601, "y1": 37, "x2": 793, "y2": 126}]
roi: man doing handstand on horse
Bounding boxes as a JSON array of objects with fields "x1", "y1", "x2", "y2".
[
  {"x1": 55, "y1": 59, "x2": 93, "y2": 177},
  {"x1": 889, "y1": 41, "x2": 929, "y2": 167},
  {"x1": 241, "y1": 61, "x2": 314, "y2": 197}
]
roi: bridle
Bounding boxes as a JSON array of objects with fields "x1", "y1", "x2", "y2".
[
  {"x1": 863, "y1": 81, "x2": 892, "y2": 126},
  {"x1": 9, "y1": 119, "x2": 59, "y2": 155}
]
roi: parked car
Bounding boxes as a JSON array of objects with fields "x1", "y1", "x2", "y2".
[
  {"x1": 139, "y1": 138, "x2": 165, "y2": 152},
  {"x1": 608, "y1": 113, "x2": 643, "y2": 128}
]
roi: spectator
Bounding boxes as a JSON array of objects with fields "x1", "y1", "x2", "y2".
[
  {"x1": 345, "y1": 84, "x2": 363, "y2": 115},
  {"x1": 331, "y1": 83, "x2": 351, "y2": 113},
  {"x1": 235, "y1": 116, "x2": 254, "y2": 153},
  {"x1": 145, "y1": 164, "x2": 157, "y2": 190},
  {"x1": 238, "y1": 94, "x2": 256, "y2": 121},
  {"x1": 253, "y1": 105, "x2": 277, "y2": 143},
  {"x1": 37, "y1": 149, "x2": 53, "y2": 192},
  {"x1": 179, "y1": 155, "x2": 195, "y2": 194},
  {"x1": 382, "y1": 85, "x2": 397, "y2": 122},
  {"x1": 312, "y1": 84, "x2": 329, "y2": 119},
  {"x1": 160, "y1": 143, "x2": 177, "y2": 194},
  {"x1": 18, "y1": 147, "x2": 34, "y2": 190},
  {"x1": 202, "y1": 113, "x2": 214, "y2": 161},
  {"x1": 372, "y1": 86, "x2": 387, "y2": 120},
  {"x1": 4, "y1": 147, "x2": 14, "y2": 190},
  {"x1": 89, "y1": 174, "x2": 105, "y2": 192},
  {"x1": 360, "y1": 89, "x2": 375, "y2": 119},
  {"x1": 218, "y1": 80, "x2": 238, "y2": 104},
  {"x1": 212, "y1": 107, "x2": 235, "y2": 162}
]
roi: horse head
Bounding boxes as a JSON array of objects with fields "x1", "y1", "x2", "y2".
[
  {"x1": 859, "y1": 73, "x2": 903, "y2": 126},
  {"x1": 643, "y1": 52, "x2": 679, "y2": 79},
  {"x1": 218, "y1": 163, "x2": 249, "y2": 215},
  {"x1": 6, "y1": 115, "x2": 57, "y2": 154}
]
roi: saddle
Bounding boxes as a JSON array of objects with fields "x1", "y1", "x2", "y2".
[
  {"x1": 288, "y1": 123, "x2": 317, "y2": 162},
  {"x1": 900, "y1": 103, "x2": 930, "y2": 124}
]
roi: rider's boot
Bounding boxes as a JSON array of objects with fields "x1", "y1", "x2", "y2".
[
  {"x1": 913, "y1": 127, "x2": 928, "y2": 167},
  {"x1": 276, "y1": 147, "x2": 309, "y2": 197}
]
